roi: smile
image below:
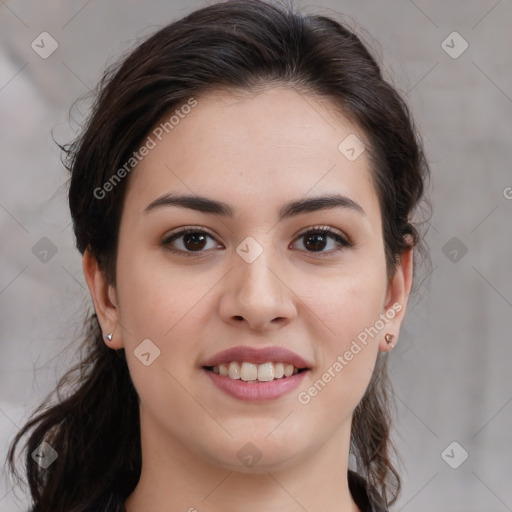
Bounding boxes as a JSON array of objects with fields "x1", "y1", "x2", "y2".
[
  {"x1": 201, "y1": 345, "x2": 312, "y2": 401},
  {"x1": 205, "y1": 361, "x2": 306, "y2": 382}
]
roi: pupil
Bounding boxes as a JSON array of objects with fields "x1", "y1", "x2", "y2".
[
  {"x1": 305, "y1": 233, "x2": 326, "y2": 251},
  {"x1": 184, "y1": 233, "x2": 206, "y2": 251}
]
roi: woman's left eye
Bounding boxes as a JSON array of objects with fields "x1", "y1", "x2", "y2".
[
  {"x1": 292, "y1": 226, "x2": 351, "y2": 255},
  {"x1": 162, "y1": 228, "x2": 220, "y2": 256},
  {"x1": 161, "y1": 226, "x2": 351, "y2": 257}
]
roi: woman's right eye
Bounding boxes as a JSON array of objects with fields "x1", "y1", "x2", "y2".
[{"x1": 162, "y1": 228, "x2": 222, "y2": 257}]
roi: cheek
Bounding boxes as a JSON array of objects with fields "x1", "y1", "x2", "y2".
[
  {"x1": 295, "y1": 293, "x2": 382, "y2": 428},
  {"x1": 293, "y1": 265, "x2": 386, "y2": 414},
  {"x1": 115, "y1": 243, "x2": 207, "y2": 339},
  {"x1": 298, "y1": 263, "x2": 386, "y2": 342},
  {"x1": 114, "y1": 249, "x2": 212, "y2": 423},
  {"x1": 114, "y1": 245, "x2": 220, "y2": 388}
]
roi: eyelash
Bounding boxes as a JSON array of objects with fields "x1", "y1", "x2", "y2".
[{"x1": 161, "y1": 225, "x2": 352, "y2": 258}]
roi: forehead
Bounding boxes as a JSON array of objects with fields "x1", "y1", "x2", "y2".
[{"x1": 122, "y1": 86, "x2": 380, "y2": 225}]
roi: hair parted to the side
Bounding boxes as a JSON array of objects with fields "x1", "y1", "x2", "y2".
[{"x1": 6, "y1": 1, "x2": 431, "y2": 510}]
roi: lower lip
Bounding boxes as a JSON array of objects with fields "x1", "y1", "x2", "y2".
[{"x1": 203, "y1": 368, "x2": 309, "y2": 401}]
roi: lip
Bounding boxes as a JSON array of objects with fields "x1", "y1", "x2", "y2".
[
  {"x1": 203, "y1": 368, "x2": 310, "y2": 401},
  {"x1": 201, "y1": 345, "x2": 312, "y2": 369}
]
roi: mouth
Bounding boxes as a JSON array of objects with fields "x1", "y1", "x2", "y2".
[
  {"x1": 200, "y1": 345, "x2": 312, "y2": 401},
  {"x1": 203, "y1": 361, "x2": 309, "y2": 382}
]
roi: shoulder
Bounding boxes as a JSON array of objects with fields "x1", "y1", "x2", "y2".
[{"x1": 348, "y1": 470, "x2": 389, "y2": 512}]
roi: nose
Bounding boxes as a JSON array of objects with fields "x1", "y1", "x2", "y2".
[{"x1": 218, "y1": 243, "x2": 297, "y2": 332}]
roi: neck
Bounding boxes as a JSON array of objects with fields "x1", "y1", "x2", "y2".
[{"x1": 125, "y1": 413, "x2": 360, "y2": 512}]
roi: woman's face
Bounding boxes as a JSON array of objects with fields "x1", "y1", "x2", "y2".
[{"x1": 87, "y1": 86, "x2": 412, "y2": 473}]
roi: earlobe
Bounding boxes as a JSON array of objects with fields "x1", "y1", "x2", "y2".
[
  {"x1": 82, "y1": 248, "x2": 123, "y2": 349},
  {"x1": 379, "y1": 247, "x2": 414, "y2": 352}
]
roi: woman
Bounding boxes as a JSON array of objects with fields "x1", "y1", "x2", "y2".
[{"x1": 7, "y1": 0, "x2": 430, "y2": 510}]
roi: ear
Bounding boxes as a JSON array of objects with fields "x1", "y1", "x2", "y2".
[
  {"x1": 82, "y1": 248, "x2": 123, "y2": 349},
  {"x1": 379, "y1": 247, "x2": 414, "y2": 352}
]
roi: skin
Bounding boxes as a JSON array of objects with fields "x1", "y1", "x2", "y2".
[{"x1": 84, "y1": 86, "x2": 413, "y2": 512}]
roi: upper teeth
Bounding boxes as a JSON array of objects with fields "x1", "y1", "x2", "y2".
[{"x1": 211, "y1": 361, "x2": 300, "y2": 381}]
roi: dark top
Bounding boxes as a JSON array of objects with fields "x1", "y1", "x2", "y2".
[
  {"x1": 347, "y1": 470, "x2": 389, "y2": 512},
  {"x1": 28, "y1": 470, "x2": 388, "y2": 511}
]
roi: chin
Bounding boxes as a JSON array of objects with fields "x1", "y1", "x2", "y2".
[
  {"x1": 213, "y1": 450, "x2": 303, "y2": 474},
  {"x1": 199, "y1": 434, "x2": 308, "y2": 474}
]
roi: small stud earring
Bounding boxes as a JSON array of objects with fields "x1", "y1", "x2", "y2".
[
  {"x1": 384, "y1": 333, "x2": 395, "y2": 349},
  {"x1": 104, "y1": 333, "x2": 113, "y2": 342}
]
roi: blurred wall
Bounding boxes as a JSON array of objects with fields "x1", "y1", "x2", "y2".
[{"x1": 1, "y1": 1, "x2": 511, "y2": 511}]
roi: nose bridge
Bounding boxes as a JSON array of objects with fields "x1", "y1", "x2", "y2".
[
  {"x1": 223, "y1": 232, "x2": 296, "y2": 328},
  {"x1": 235, "y1": 234, "x2": 281, "y2": 296}
]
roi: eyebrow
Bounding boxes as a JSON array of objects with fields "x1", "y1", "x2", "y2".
[{"x1": 143, "y1": 192, "x2": 366, "y2": 220}]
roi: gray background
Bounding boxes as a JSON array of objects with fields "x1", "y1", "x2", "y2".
[{"x1": 1, "y1": 1, "x2": 511, "y2": 511}]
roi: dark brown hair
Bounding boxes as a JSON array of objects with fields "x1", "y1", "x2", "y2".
[{"x1": 6, "y1": 1, "x2": 430, "y2": 510}]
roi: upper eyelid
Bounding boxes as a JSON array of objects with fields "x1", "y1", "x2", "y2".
[{"x1": 162, "y1": 226, "x2": 217, "y2": 242}]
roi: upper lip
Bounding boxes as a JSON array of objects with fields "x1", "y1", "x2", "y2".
[{"x1": 201, "y1": 345, "x2": 312, "y2": 369}]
